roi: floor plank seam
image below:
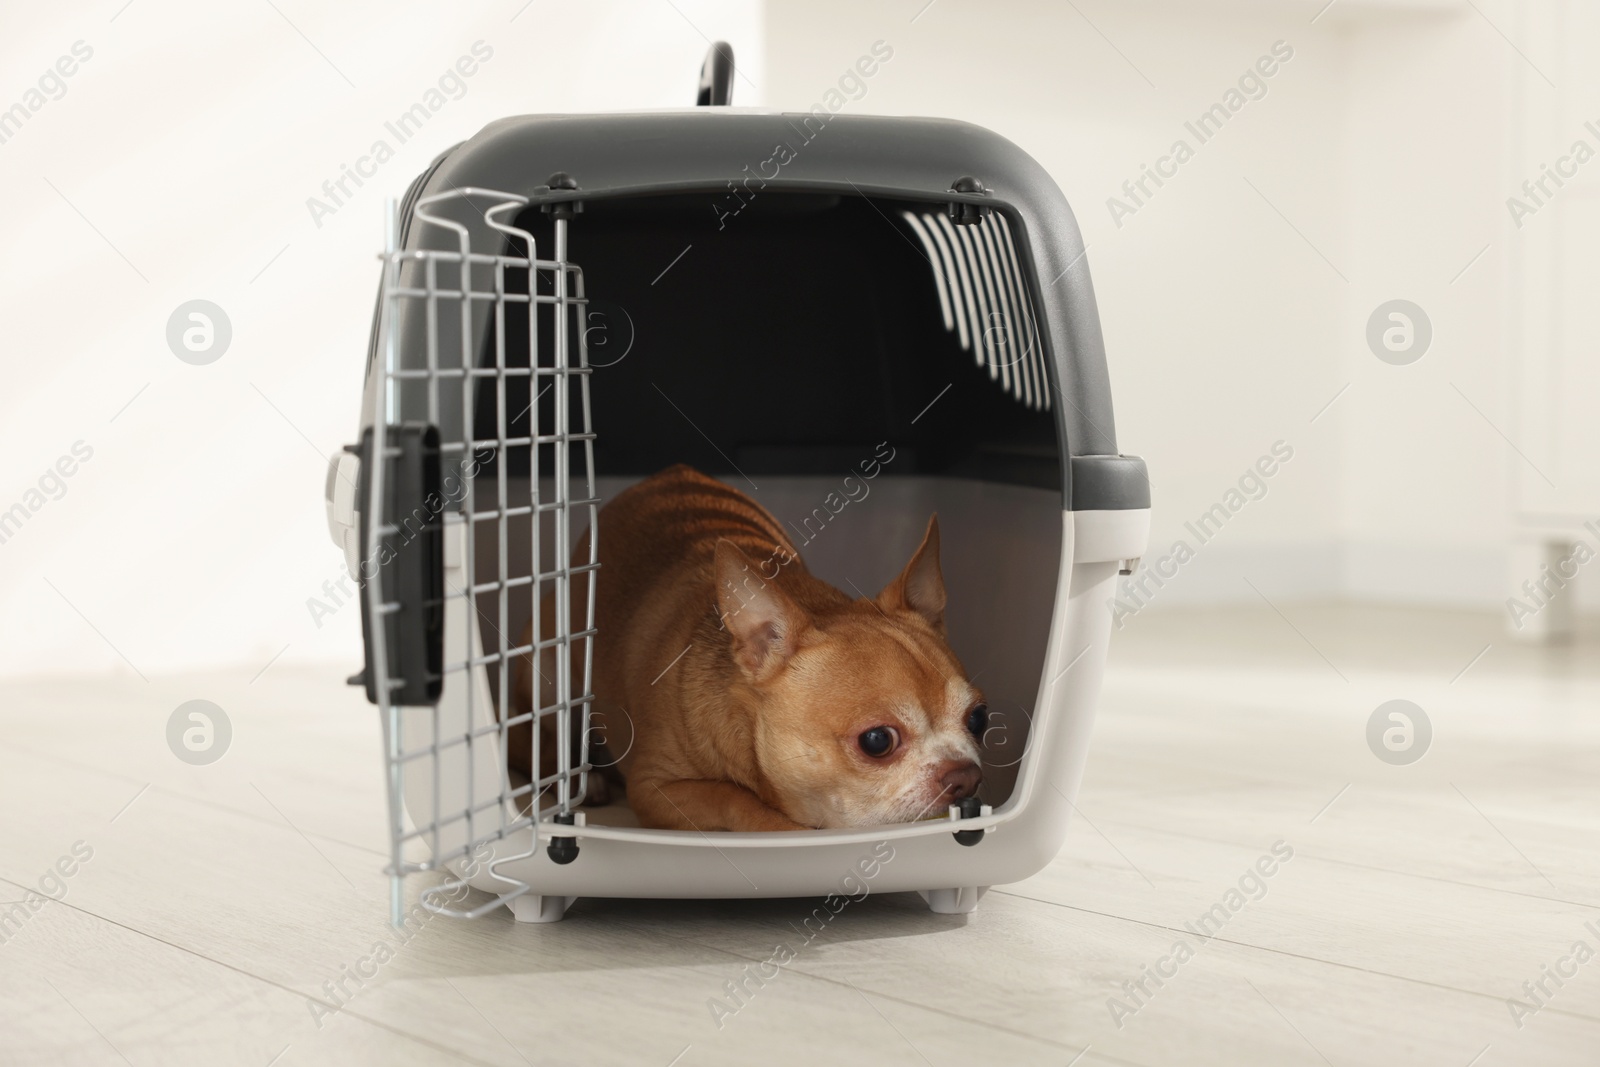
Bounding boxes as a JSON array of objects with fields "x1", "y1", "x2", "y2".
[
  {"x1": 0, "y1": 739, "x2": 391, "y2": 861},
  {"x1": 988, "y1": 887, "x2": 1600, "y2": 1027},
  {"x1": 1, "y1": 885, "x2": 534, "y2": 1067},
  {"x1": 1087, "y1": 814, "x2": 1600, "y2": 912},
  {"x1": 596, "y1": 908, "x2": 1154, "y2": 1064}
]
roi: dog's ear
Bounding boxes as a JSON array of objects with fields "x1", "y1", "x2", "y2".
[
  {"x1": 878, "y1": 514, "x2": 947, "y2": 630},
  {"x1": 715, "y1": 540, "x2": 809, "y2": 681}
]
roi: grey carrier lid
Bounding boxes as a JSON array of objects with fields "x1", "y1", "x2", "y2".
[{"x1": 381, "y1": 108, "x2": 1145, "y2": 509}]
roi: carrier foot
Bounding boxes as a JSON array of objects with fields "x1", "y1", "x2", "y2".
[
  {"x1": 508, "y1": 894, "x2": 576, "y2": 923},
  {"x1": 919, "y1": 887, "x2": 988, "y2": 915}
]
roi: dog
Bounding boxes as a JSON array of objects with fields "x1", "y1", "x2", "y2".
[{"x1": 510, "y1": 464, "x2": 986, "y2": 831}]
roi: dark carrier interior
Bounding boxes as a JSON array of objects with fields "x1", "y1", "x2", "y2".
[{"x1": 482, "y1": 191, "x2": 1060, "y2": 487}]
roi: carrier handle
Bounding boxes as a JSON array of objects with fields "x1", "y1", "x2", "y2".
[{"x1": 696, "y1": 42, "x2": 734, "y2": 106}]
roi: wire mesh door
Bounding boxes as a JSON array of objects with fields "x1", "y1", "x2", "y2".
[{"x1": 364, "y1": 186, "x2": 599, "y2": 924}]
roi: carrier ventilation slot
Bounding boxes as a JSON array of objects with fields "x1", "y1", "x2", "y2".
[{"x1": 901, "y1": 210, "x2": 1051, "y2": 412}]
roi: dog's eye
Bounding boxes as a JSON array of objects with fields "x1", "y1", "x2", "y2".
[
  {"x1": 858, "y1": 726, "x2": 898, "y2": 758},
  {"x1": 966, "y1": 704, "x2": 988, "y2": 739}
]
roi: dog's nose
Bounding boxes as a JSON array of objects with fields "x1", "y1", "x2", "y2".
[{"x1": 938, "y1": 759, "x2": 982, "y2": 800}]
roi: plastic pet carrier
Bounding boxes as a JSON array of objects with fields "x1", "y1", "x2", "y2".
[{"x1": 324, "y1": 47, "x2": 1149, "y2": 924}]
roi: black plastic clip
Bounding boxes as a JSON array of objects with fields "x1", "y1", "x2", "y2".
[
  {"x1": 948, "y1": 176, "x2": 991, "y2": 226},
  {"x1": 547, "y1": 812, "x2": 580, "y2": 865},
  {"x1": 540, "y1": 172, "x2": 583, "y2": 219},
  {"x1": 953, "y1": 795, "x2": 985, "y2": 846}
]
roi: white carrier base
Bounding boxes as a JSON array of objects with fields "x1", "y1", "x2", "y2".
[{"x1": 392, "y1": 502, "x2": 1147, "y2": 915}]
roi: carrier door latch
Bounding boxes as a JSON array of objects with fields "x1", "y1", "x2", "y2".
[
  {"x1": 948, "y1": 176, "x2": 991, "y2": 226},
  {"x1": 356, "y1": 424, "x2": 445, "y2": 707}
]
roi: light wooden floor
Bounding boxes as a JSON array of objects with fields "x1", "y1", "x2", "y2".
[{"x1": 2, "y1": 605, "x2": 1597, "y2": 1066}]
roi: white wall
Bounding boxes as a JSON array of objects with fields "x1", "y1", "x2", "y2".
[
  {"x1": 765, "y1": 0, "x2": 1588, "y2": 615},
  {"x1": 0, "y1": 0, "x2": 763, "y2": 679},
  {"x1": 1333, "y1": 3, "x2": 1517, "y2": 607}
]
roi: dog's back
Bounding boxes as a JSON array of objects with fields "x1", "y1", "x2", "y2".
[{"x1": 589, "y1": 463, "x2": 802, "y2": 654}]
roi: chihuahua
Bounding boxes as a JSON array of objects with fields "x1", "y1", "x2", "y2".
[{"x1": 511, "y1": 464, "x2": 985, "y2": 831}]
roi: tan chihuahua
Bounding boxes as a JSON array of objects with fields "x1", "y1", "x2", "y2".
[{"x1": 511, "y1": 464, "x2": 986, "y2": 831}]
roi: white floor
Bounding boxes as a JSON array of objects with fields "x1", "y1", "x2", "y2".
[{"x1": 1, "y1": 605, "x2": 1597, "y2": 1066}]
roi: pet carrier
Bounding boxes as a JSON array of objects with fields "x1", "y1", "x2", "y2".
[{"x1": 324, "y1": 46, "x2": 1149, "y2": 923}]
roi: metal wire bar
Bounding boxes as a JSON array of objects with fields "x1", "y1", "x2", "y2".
[
  {"x1": 374, "y1": 200, "x2": 405, "y2": 926},
  {"x1": 574, "y1": 265, "x2": 599, "y2": 804},
  {"x1": 553, "y1": 215, "x2": 573, "y2": 813},
  {"x1": 385, "y1": 287, "x2": 588, "y2": 307}
]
